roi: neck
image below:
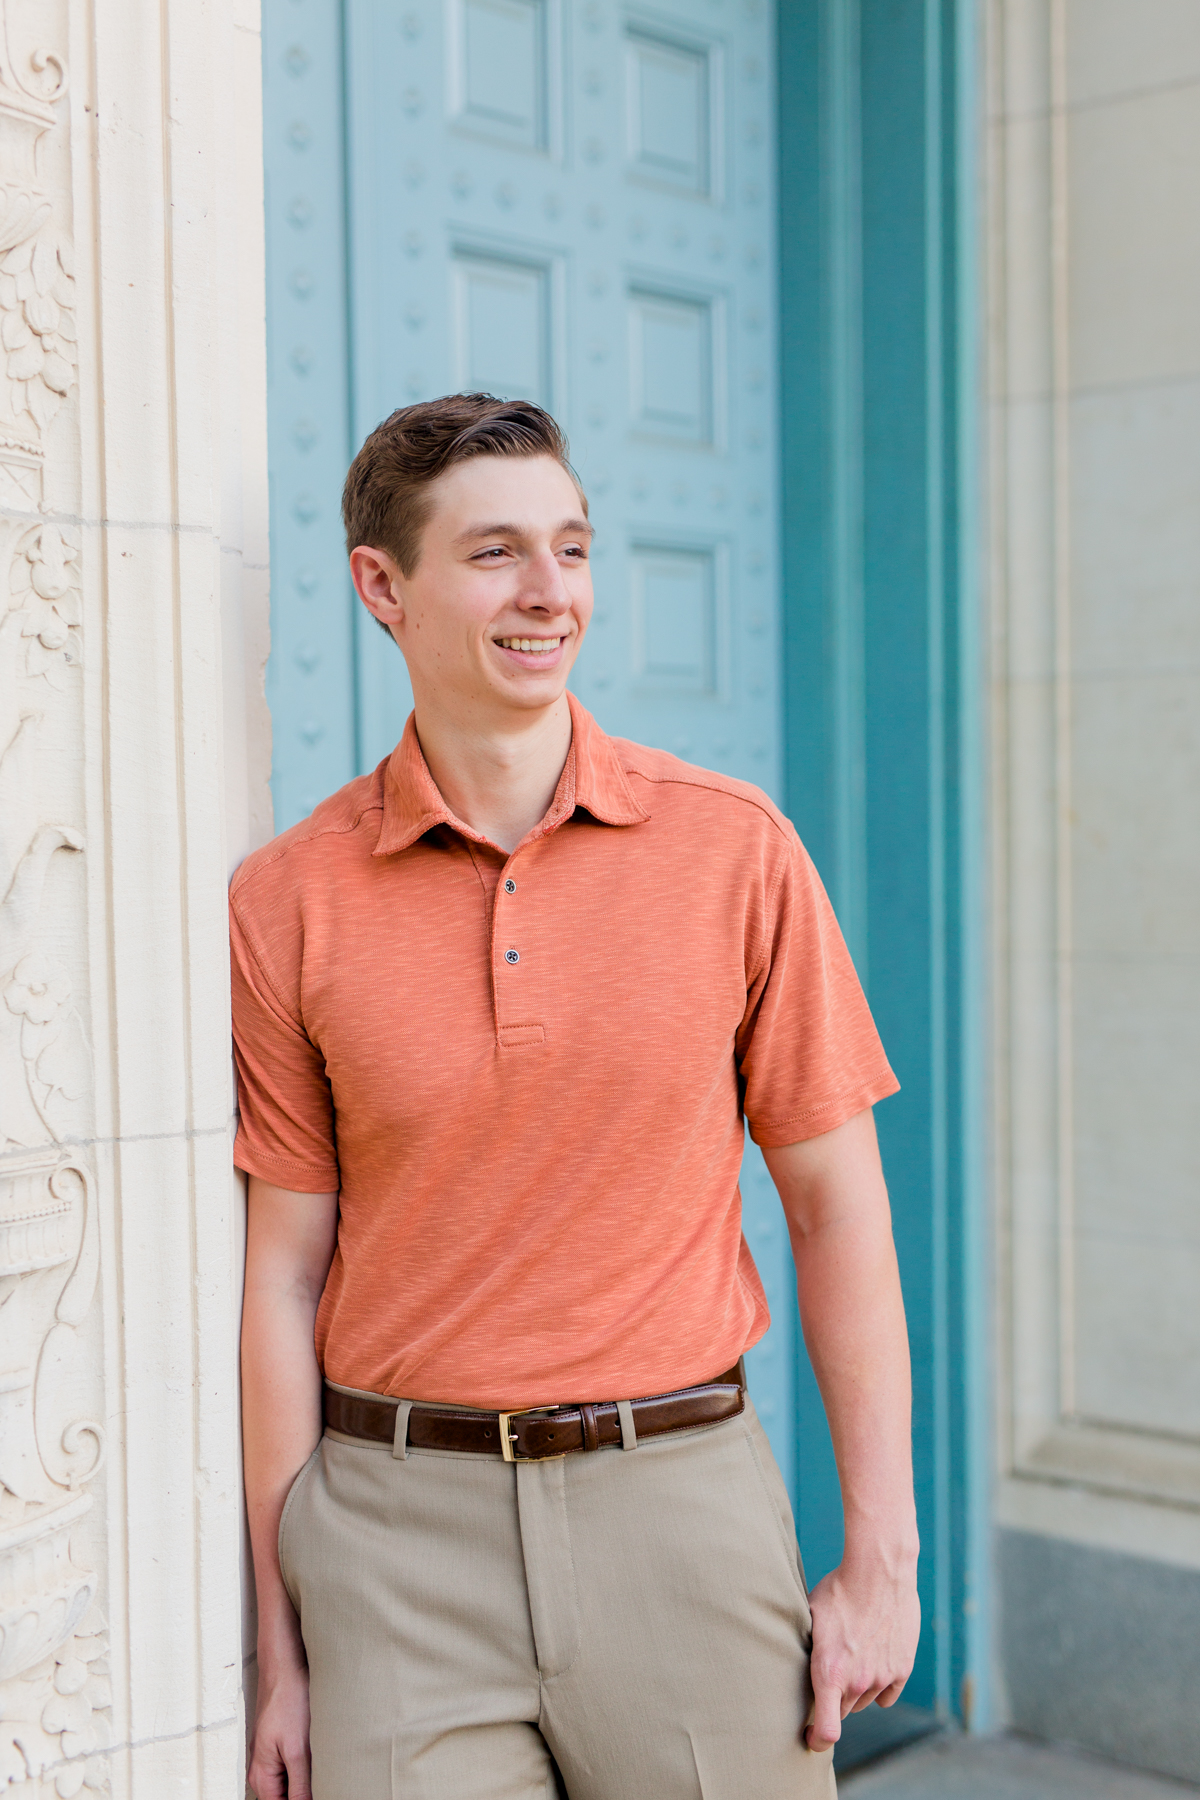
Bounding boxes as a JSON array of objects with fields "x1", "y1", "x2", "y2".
[{"x1": 412, "y1": 692, "x2": 574, "y2": 855}]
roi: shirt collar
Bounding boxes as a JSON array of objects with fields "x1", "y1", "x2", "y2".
[{"x1": 373, "y1": 691, "x2": 649, "y2": 857}]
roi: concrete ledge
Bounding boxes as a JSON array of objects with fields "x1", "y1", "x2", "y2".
[
  {"x1": 999, "y1": 1529, "x2": 1200, "y2": 1785},
  {"x1": 840, "y1": 1731, "x2": 1200, "y2": 1797}
]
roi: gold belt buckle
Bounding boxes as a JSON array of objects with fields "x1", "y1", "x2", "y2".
[{"x1": 497, "y1": 1405, "x2": 561, "y2": 1462}]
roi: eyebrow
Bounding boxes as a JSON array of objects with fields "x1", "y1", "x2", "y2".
[{"x1": 453, "y1": 517, "x2": 595, "y2": 546}]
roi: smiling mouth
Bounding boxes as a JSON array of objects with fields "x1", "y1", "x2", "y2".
[{"x1": 494, "y1": 636, "x2": 564, "y2": 654}]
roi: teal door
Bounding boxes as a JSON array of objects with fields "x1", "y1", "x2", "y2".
[
  {"x1": 262, "y1": 0, "x2": 987, "y2": 1751},
  {"x1": 262, "y1": 0, "x2": 797, "y2": 1489}
]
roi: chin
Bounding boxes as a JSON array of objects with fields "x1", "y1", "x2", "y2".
[{"x1": 503, "y1": 680, "x2": 570, "y2": 709}]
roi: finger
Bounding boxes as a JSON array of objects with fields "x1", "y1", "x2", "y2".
[
  {"x1": 805, "y1": 1675, "x2": 844, "y2": 1752},
  {"x1": 849, "y1": 1686, "x2": 883, "y2": 1714},
  {"x1": 246, "y1": 1761, "x2": 284, "y2": 1800},
  {"x1": 285, "y1": 1744, "x2": 313, "y2": 1800},
  {"x1": 875, "y1": 1678, "x2": 907, "y2": 1709}
]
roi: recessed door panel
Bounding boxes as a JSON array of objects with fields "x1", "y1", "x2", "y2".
[
  {"x1": 453, "y1": 0, "x2": 549, "y2": 149},
  {"x1": 630, "y1": 543, "x2": 719, "y2": 693},
  {"x1": 452, "y1": 251, "x2": 551, "y2": 400},
  {"x1": 625, "y1": 27, "x2": 713, "y2": 194},
  {"x1": 628, "y1": 288, "x2": 714, "y2": 441}
]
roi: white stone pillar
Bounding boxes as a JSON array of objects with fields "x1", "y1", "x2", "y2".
[
  {"x1": 988, "y1": 0, "x2": 1200, "y2": 1778},
  {"x1": 0, "y1": 0, "x2": 270, "y2": 1794}
]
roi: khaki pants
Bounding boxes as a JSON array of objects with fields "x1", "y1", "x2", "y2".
[{"x1": 280, "y1": 1393, "x2": 837, "y2": 1799}]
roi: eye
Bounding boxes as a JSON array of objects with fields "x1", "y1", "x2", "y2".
[{"x1": 473, "y1": 546, "x2": 509, "y2": 561}]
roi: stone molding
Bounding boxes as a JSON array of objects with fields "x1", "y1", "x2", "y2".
[
  {"x1": 988, "y1": 0, "x2": 1200, "y2": 1556},
  {"x1": 0, "y1": 0, "x2": 271, "y2": 1793},
  {"x1": 0, "y1": 11, "x2": 109, "y2": 1791}
]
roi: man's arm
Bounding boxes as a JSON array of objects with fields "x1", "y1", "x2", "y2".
[
  {"x1": 242, "y1": 1176, "x2": 339, "y2": 1800},
  {"x1": 763, "y1": 1107, "x2": 920, "y2": 1753}
]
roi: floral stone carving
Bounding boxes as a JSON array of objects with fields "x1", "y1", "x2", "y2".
[
  {"x1": 9, "y1": 528, "x2": 81, "y2": 689},
  {"x1": 0, "y1": 9, "x2": 108, "y2": 1795},
  {"x1": 0, "y1": 4, "x2": 72, "y2": 507},
  {"x1": 0, "y1": 1599, "x2": 110, "y2": 1796}
]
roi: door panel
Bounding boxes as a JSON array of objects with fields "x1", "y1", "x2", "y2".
[{"x1": 265, "y1": 0, "x2": 797, "y2": 1493}]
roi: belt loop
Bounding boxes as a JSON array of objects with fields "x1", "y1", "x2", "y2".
[
  {"x1": 616, "y1": 1399, "x2": 637, "y2": 1451},
  {"x1": 392, "y1": 1398, "x2": 413, "y2": 1460}
]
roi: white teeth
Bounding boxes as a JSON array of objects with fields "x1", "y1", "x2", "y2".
[{"x1": 497, "y1": 636, "x2": 562, "y2": 653}]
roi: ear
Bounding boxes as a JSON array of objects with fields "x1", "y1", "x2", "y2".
[{"x1": 350, "y1": 545, "x2": 406, "y2": 632}]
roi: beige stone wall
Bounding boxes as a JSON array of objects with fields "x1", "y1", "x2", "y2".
[
  {"x1": 989, "y1": 0, "x2": 1200, "y2": 1569},
  {"x1": 0, "y1": 1, "x2": 270, "y2": 1794}
]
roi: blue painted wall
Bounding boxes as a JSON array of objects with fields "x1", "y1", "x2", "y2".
[{"x1": 778, "y1": 0, "x2": 985, "y2": 1726}]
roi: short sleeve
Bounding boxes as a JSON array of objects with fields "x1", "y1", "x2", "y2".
[
  {"x1": 229, "y1": 893, "x2": 341, "y2": 1192},
  {"x1": 737, "y1": 829, "x2": 899, "y2": 1146}
]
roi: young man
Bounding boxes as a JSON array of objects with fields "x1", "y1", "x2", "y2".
[{"x1": 234, "y1": 394, "x2": 919, "y2": 1800}]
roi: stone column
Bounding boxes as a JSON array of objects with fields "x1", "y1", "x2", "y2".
[
  {"x1": 988, "y1": 0, "x2": 1200, "y2": 1780},
  {"x1": 0, "y1": 1, "x2": 270, "y2": 1794}
]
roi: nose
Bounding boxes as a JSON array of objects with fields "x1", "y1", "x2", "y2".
[{"x1": 517, "y1": 547, "x2": 572, "y2": 617}]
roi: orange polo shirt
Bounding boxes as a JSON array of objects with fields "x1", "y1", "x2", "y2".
[{"x1": 230, "y1": 694, "x2": 898, "y2": 1408}]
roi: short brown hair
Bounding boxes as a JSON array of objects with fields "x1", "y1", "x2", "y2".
[{"x1": 342, "y1": 392, "x2": 584, "y2": 578}]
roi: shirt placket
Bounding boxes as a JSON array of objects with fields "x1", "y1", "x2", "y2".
[{"x1": 490, "y1": 832, "x2": 554, "y2": 1050}]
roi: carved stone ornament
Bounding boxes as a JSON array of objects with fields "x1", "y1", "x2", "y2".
[
  {"x1": 0, "y1": 10, "x2": 72, "y2": 509},
  {"x1": 0, "y1": 8, "x2": 109, "y2": 1796}
]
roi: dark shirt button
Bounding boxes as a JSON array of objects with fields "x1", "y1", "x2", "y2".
[
  {"x1": 504, "y1": 878, "x2": 516, "y2": 893},
  {"x1": 505, "y1": 948, "x2": 520, "y2": 964}
]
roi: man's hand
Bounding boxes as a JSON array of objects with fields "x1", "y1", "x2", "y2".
[
  {"x1": 248, "y1": 1660, "x2": 313, "y2": 1799},
  {"x1": 805, "y1": 1554, "x2": 921, "y2": 1751}
]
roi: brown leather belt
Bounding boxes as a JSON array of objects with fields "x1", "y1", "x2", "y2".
[{"x1": 323, "y1": 1361, "x2": 746, "y2": 1463}]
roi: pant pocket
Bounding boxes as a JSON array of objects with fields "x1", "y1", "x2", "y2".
[
  {"x1": 277, "y1": 1443, "x2": 322, "y2": 1610},
  {"x1": 742, "y1": 1420, "x2": 813, "y2": 1634}
]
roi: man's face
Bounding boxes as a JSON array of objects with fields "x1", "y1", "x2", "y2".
[{"x1": 352, "y1": 454, "x2": 594, "y2": 721}]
